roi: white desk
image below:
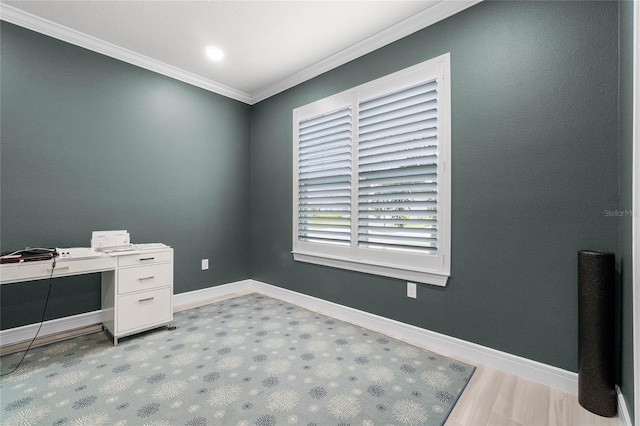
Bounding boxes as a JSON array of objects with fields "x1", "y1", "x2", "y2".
[{"x1": 0, "y1": 245, "x2": 173, "y2": 345}]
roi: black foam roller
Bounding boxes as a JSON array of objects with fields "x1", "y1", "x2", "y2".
[{"x1": 578, "y1": 250, "x2": 616, "y2": 417}]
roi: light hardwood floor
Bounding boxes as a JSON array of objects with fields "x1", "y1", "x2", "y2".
[{"x1": 446, "y1": 362, "x2": 619, "y2": 426}]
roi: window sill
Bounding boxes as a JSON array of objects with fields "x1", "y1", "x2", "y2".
[{"x1": 292, "y1": 251, "x2": 449, "y2": 287}]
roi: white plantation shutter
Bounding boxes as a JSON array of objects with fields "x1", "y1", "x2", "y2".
[
  {"x1": 358, "y1": 81, "x2": 439, "y2": 254},
  {"x1": 297, "y1": 107, "x2": 352, "y2": 246},
  {"x1": 293, "y1": 54, "x2": 451, "y2": 286}
]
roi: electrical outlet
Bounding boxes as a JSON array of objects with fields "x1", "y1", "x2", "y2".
[
  {"x1": 202, "y1": 259, "x2": 209, "y2": 270},
  {"x1": 407, "y1": 282, "x2": 417, "y2": 299}
]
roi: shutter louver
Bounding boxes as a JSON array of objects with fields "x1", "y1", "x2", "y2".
[
  {"x1": 298, "y1": 107, "x2": 352, "y2": 246},
  {"x1": 358, "y1": 81, "x2": 438, "y2": 254}
]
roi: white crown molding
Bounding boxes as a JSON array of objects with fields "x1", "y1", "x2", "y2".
[
  {"x1": 249, "y1": 0, "x2": 482, "y2": 104},
  {"x1": 0, "y1": 1, "x2": 481, "y2": 105},
  {"x1": 0, "y1": 4, "x2": 252, "y2": 104}
]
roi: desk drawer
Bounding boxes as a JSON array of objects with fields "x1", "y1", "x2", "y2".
[
  {"x1": 118, "y1": 250, "x2": 172, "y2": 267},
  {"x1": 117, "y1": 288, "x2": 172, "y2": 333},
  {"x1": 117, "y1": 263, "x2": 172, "y2": 295},
  {"x1": 1, "y1": 257, "x2": 115, "y2": 284}
]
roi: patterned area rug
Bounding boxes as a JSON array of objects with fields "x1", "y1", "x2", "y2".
[{"x1": 1, "y1": 293, "x2": 475, "y2": 426}]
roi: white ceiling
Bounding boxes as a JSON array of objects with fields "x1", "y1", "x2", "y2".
[{"x1": 0, "y1": 1, "x2": 479, "y2": 104}]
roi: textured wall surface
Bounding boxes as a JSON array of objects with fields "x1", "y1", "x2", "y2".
[
  {"x1": 0, "y1": 22, "x2": 252, "y2": 328},
  {"x1": 249, "y1": 1, "x2": 620, "y2": 373}
]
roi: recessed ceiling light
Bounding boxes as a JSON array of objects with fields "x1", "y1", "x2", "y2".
[{"x1": 205, "y1": 45, "x2": 224, "y2": 61}]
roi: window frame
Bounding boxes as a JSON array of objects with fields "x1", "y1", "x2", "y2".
[{"x1": 292, "y1": 53, "x2": 451, "y2": 286}]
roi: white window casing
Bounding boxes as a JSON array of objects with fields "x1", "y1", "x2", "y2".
[{"x1": 293, "y1": 53, "x2": 451, "y2": 286}]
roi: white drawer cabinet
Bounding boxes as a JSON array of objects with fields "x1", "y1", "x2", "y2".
[{"x1": 101, "y1": 247, "x2": 173, "y2": 344}]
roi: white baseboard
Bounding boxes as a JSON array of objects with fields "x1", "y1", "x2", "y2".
[
  {"x1": 172, "y1": 280, "x2": 254, "y2": 311},
  {"x1": 617, "y1": 386, "x2": 633, "y2": 426},
  {"x1": 169, "y1": 279, "x2": 579, "y2": 395},
  {"x1": 244, "y1": 280, "x2": 580, "y2": 395},
  {"x1": 0, "y1": 280, "x2": 256, "y2": 347},
  {"x1": 248, "y1": 280, "x2": 638, "y2": 421},
  {"x1": 0, "y1": 310, "x2": 102, "y2": 347},
  {"x1": 2, "y1": 277, "x2": 632, "y2": 418},
  {"x1": 0, "y1": 278, "x2": 578, "y2": 393}
]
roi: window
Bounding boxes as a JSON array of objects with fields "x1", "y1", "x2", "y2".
[{"x1": 293, "y1": 53, "x2": 451, "y2": 286}]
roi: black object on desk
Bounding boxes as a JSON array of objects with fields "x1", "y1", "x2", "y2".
[{"x1": 0, "y1": 248, "x2": 58, "y2": 264}]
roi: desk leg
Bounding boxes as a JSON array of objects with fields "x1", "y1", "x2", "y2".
[
  {"x1": 100, "y1": 324, "x2": 118, "y2": 346},
  {"x1": 101, "y1": 270, "x2": 117, "y2": 346}
]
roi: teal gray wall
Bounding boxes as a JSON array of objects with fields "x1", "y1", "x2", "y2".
[
  {"x1": 0, "y1": 0, "x2": 633, "y2": 409},
  {"x1": 618, "y1": 0, "x2": 635, "y2": 420},
  {"x1": 250, "y1": 0, "x2": 620, "y2": 374},
  {"x1": 0, "y1": 22, "x2": 252, "y2": 329}
]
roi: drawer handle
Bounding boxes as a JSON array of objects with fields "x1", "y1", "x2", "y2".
[
  {"x1": 138, "y1": 276, "x2": 155, "y2": 281},
  {"x1": 47, "y1": 266, "x2": 70, "y2": 272},
  {"x1": 138, "y1": 297, "x2": 155, "y2": 302},
  {"x1": 139, "y1": 257, "x2": 155, "y2": 261}
]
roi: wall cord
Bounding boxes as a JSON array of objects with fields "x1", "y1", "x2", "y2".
[{"x1": 0, "y1": 257, "x2": 56, "y2": 376}]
